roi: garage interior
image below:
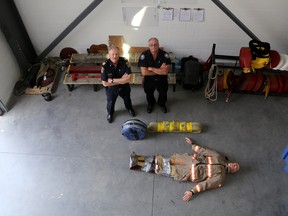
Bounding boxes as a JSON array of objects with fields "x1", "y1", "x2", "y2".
[
  {"x1": 1, "y1": 83, "x2": 288, "y2": 216},
  {"x1": 0, "y1": 0, "x2": 288, "y2": 216}
]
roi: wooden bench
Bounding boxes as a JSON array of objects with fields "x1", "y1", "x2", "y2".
[{"x1": 63, "y1": 53, "x2": 177, "y2": 91}]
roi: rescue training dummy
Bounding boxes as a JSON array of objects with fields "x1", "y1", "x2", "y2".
[{"x1": 129, "y1": 137, "x2": 240, "y2": 202}]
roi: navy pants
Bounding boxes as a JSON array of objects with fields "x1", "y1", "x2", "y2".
[
  {"x1": 144, "y1": 75, "x2": 168, "y2": 107},
  {"x1": 106, "y1": 85, "x2": 133, "y2": 115}
]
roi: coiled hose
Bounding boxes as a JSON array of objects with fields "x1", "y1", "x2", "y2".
[{"x1": 204, "y1": 64, "x2": 219, "y2": 101}]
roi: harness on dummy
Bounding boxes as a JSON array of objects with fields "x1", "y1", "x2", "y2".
[{"x1": 129, "y1": 152, "x2": 171, "y2": 176}]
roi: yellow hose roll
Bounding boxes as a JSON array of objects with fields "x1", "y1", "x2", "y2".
[
  {"x1": 156, "y1": 122, "x2": 163, "y2": 132},
  {"x1": 179, "y1": 121, "x2": 186, "y2": 132},
  {"x1": 186, "y1": 122, "x2": 193, "y2": 132},
  {"x1": 148, "y1": 121, "x2": 202, "y2": 133},
  {"x1": 163, "y1": 121, "x2": 170, "y2": 132},
  {"x1": 192, "y1": 122, "x2": 202, "y2": 133},
  {"x1": 170, "y1": 121, "x2": 180, "y2": 132}
]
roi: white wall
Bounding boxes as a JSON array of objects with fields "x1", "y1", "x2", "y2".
[
  {"x1": 0, "y1": 30, "x2": 20, "y2": 106},
  {"x1": 1, "y1": 0, "x2": 288, "y2": 106},
  {"x1": 13, "y1": 0, "x2": 288, "y2": 61}
]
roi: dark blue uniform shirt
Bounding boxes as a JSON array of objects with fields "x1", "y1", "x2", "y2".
[
  {"x1": 101, "y1": 57, "x2": 131, "y2": 87},
  {"x1": 138, "y1": 49, "x2": 171, "y2": 76}
]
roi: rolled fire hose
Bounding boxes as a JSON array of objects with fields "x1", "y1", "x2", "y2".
[{"x1": 147, "y1": 121, "x2": 202, "y2": 133}]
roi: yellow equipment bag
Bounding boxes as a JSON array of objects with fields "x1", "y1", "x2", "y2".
[
  {"x1": 147, "y1": 121, "x2": 202, "y2": 133},
  {"x1": 249, "y1": 40, "x2": 270, "y2": 71},
  {"x1": 251, "y1": 57, "x2": 270, "y2": 70}
]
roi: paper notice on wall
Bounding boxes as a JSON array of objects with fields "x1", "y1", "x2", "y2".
[
  {"x1": 193, "y1": 8, "x2": 204, "y2": 22},
  {"x1": 179, "y1": 8, "x2": 191, "y2": 21},
  {"x1": 162, "y1": 7, "x2": 174, "y2": 21}
]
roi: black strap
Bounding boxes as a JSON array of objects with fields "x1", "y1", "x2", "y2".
[{"x1": 249, "y1": 39, "x2": 270, "y2": 59}]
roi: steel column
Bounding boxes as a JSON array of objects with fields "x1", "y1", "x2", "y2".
[
  {"x1": 0, "y1": 0, "x2": 38, "y2": 76},
  {"x1": 0, "y1": 99, "x2": 8, "y2": 114},
  {"x1": 211, "y1": 0, "x2": 260, "y2": 41}
]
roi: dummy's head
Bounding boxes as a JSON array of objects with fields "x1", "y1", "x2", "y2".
[{"x1": 227, "y1": 163, "x2": 240, "y2": 173}]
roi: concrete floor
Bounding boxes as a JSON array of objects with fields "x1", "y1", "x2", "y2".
[{"x1": 0, "y1": 81, "x2": 288, "y2": 216}]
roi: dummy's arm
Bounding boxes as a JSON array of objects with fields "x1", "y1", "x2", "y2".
[
  {"x1": 185, "y1": 137, "x2": 221, "y2": 157},
  {"x1": 182, "y1": 174, "x2": 224, "y2": 202}
]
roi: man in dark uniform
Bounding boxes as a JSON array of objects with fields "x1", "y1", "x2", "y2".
[
  {"x1": 101, "y1": 45, "x2": 135, "y2": 123},
  {"x1": 138, "y1": 37, "x2": 171, "y2": 113}
]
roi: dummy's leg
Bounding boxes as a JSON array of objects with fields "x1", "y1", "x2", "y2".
[
  {"x1": 129, "y1": 152, "x2": 155, "y2": 173},
  {"x1": 130, "y1": 152, "x2": 171, "y2": 176},
  {"x1": 129, "y1": 152, "x2": 145, "y2": 167}
]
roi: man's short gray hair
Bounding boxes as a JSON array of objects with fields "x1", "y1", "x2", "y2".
[
  {"x1": 148, "y1": 37, "x2": 159, "y2": 44},
  {"x1": 109, "y1": 45, "x2": 120, "y2": 52}
]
